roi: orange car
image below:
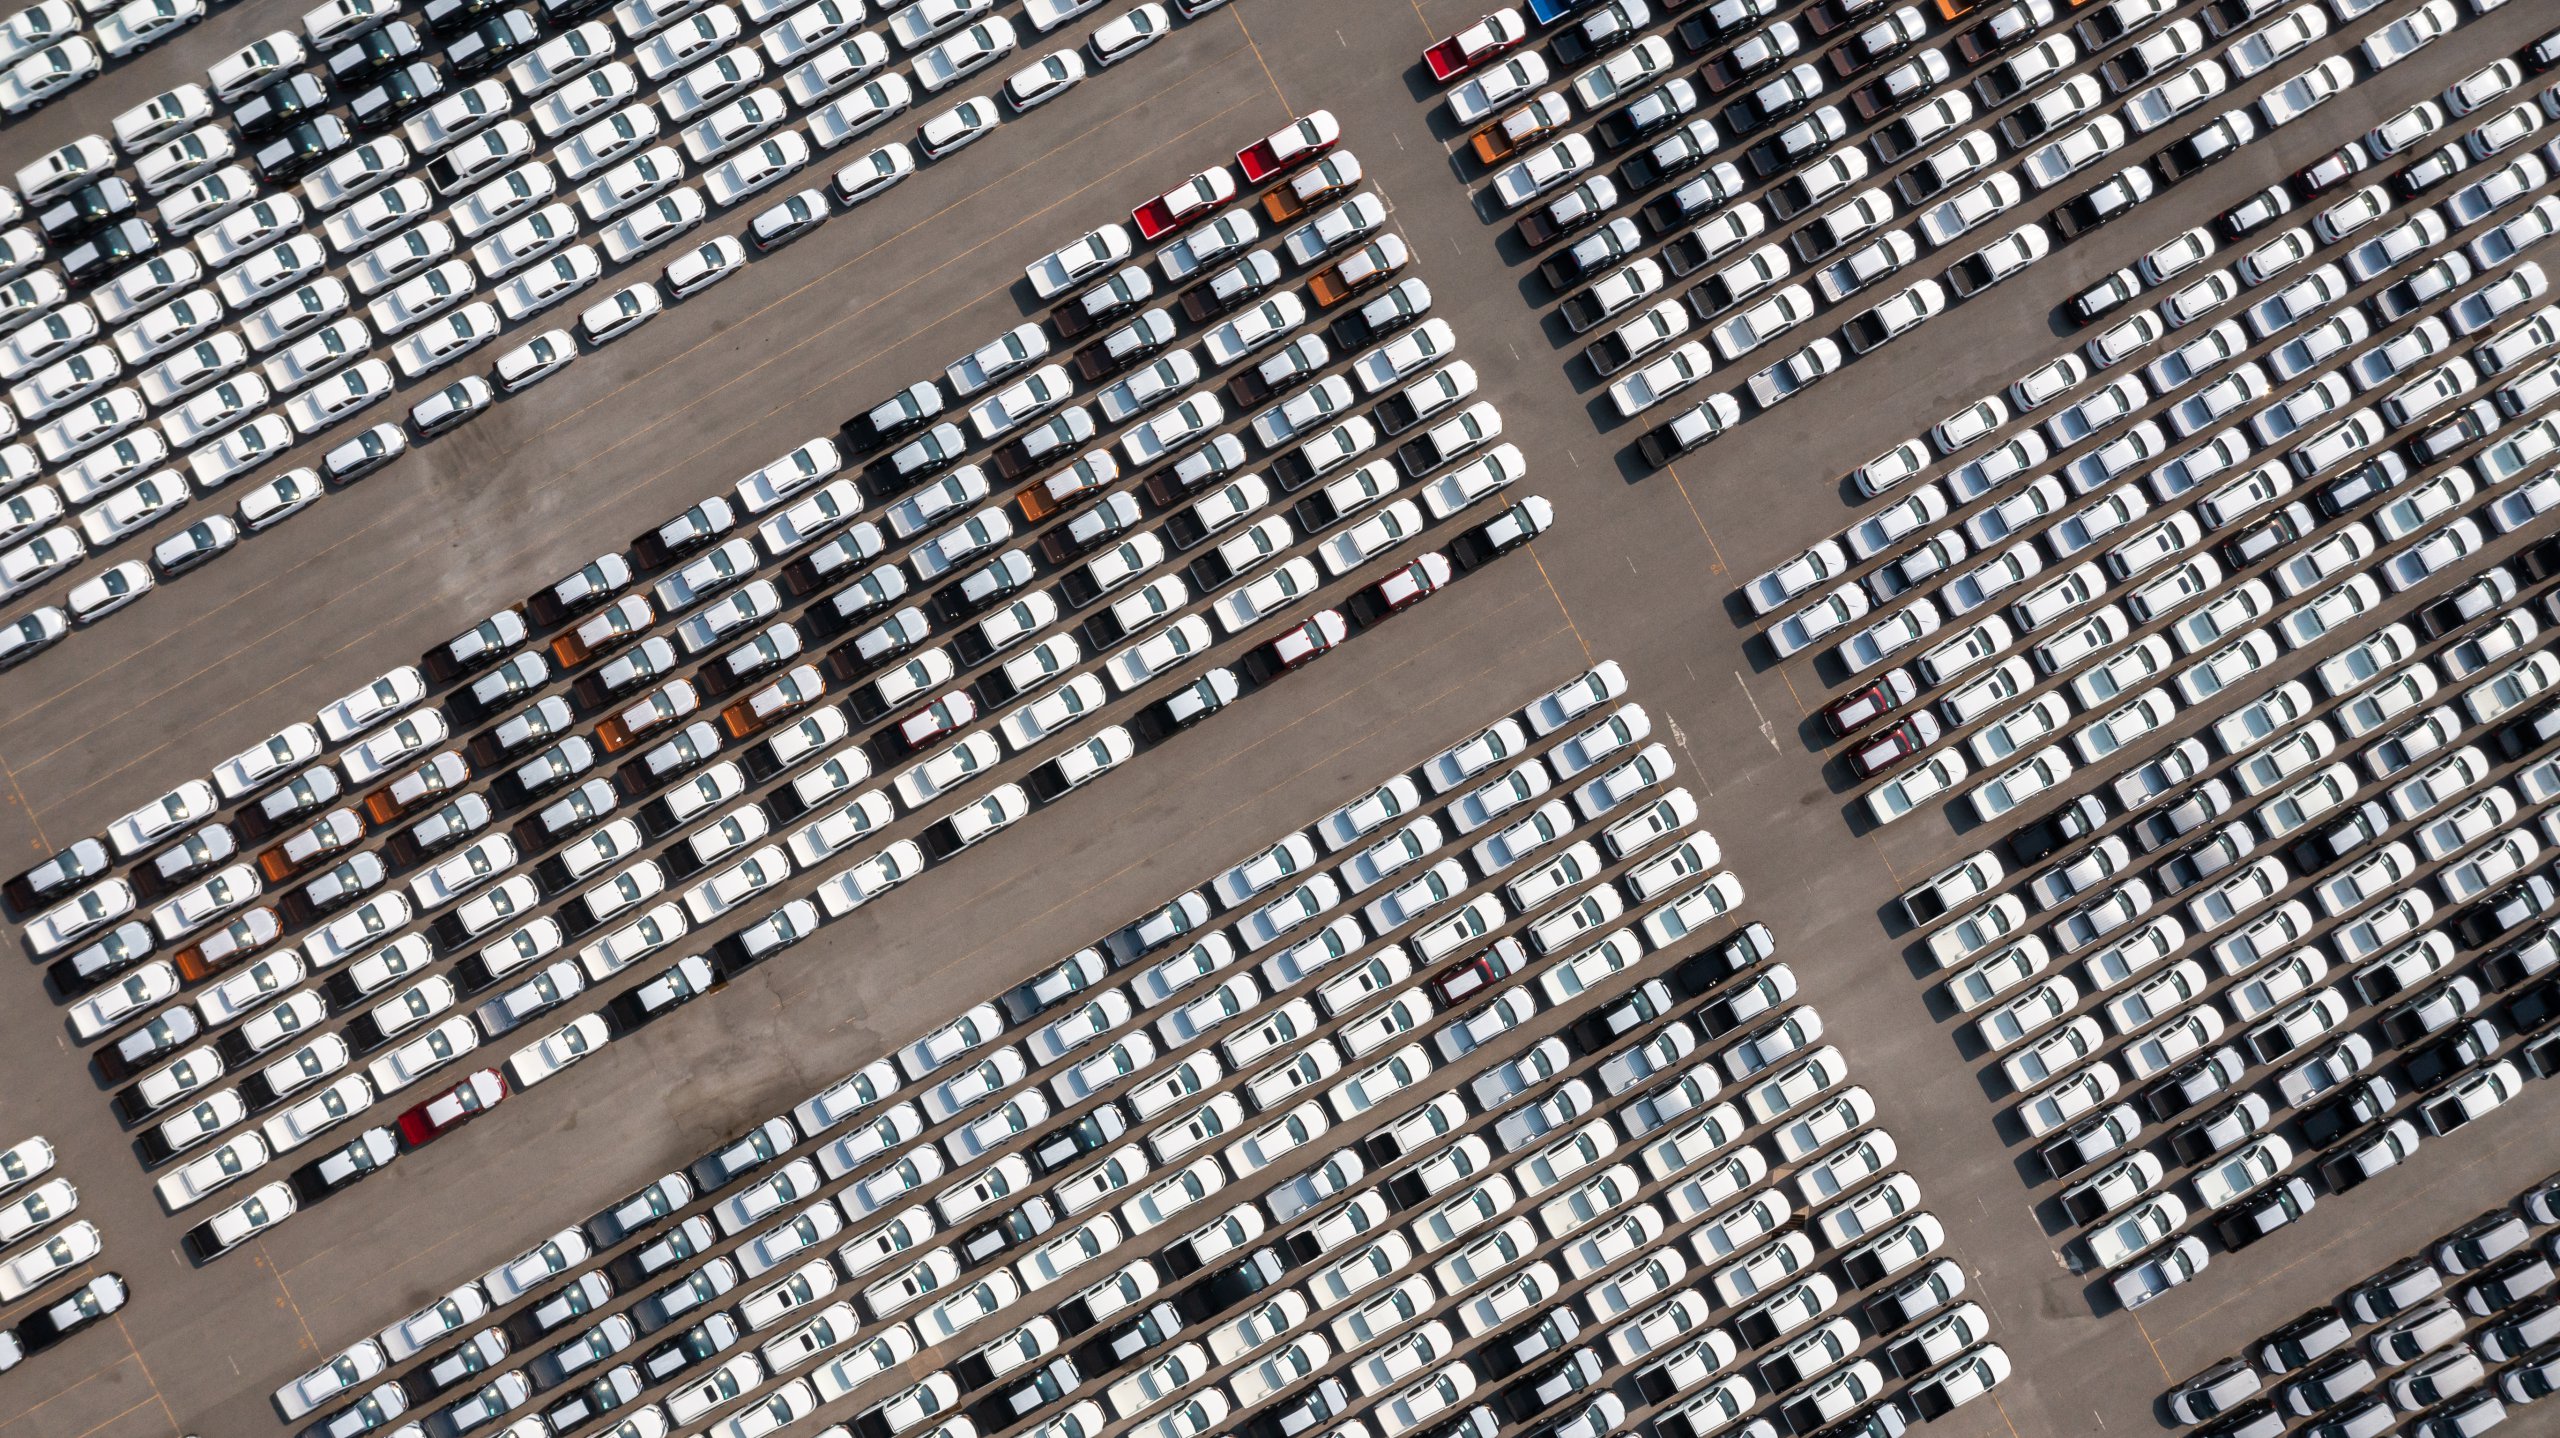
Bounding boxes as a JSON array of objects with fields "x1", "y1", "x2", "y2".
[
  {"x1": 1309, "y1": 235, "x2": 1410, "y2": 308},
  {"x1": 363, "y1": 751, "x2": 471, "y2": 825},
  {"x1": 721, "y1": 664, "x2": 825, "y2": 738},
  {"x1": 598, "y1": 680, "x2": 700, "y2": 752},
  {"x1": 174, "y1": 906, "x2": 281, "y2": 982},
  {"x1": 1472, "y1": 94, "x2": 1570, "y2": 167},
  {"x1": 1263, "y1": 152, "x2": 1362, "y2": 224},
  {"x1": 1017, "y1": 453, "x2": 1121, "y2": 522},
  {"x1": 256, "y1": 807, "x2": 367, "y2": 882},
  {"x1": 551, "y1": 595, "x2": 655, "y2": 667}
]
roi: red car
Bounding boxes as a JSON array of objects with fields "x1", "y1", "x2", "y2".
[
  {"x1": 898, "y1": 691, "x2": 977, "y2": 751},
  {"x1": 1362, "y1": 553, "x2": 1452, "y2": 618},
  {"x1": 396, "y1": 1068, "x2": 508, "y2": 1148},
  {"x1": 1423, "y1": 8, "x2": 1527, "y2": 83},
  {"x1": 1131, "y1": 167, "x2": 1238, "y2": 241},
  {"x1": 1820, "y1": 668, "x2": 1915, "y2": 737},
  {"x1": 1235, "y1": 109, "x2": 1341, "y2": 183},
  {"x1": 1258, "y1": 609, "x2": 1348, "y2": 675},
  {"x1": 1429, "y1": 936, "x2": 1525, "y2": 1008},
  {"x1": 1848, "y1": 713, "x2": 1943, "y2": 778}
]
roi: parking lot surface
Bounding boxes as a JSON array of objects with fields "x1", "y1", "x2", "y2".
[{"x1": 4, "y1": 0, "x2": 2560, "y2": 1436}]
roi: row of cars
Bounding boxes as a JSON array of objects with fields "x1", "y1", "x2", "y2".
[
  {"x1": 1711, "y1": 0, "x2": 2560, "y2": 1327},
  {"x1": 0, "y1": 0, "x2": 1237, "y2": 660},
  {"x1": 4, "y1": 114, "x2": 1552, "y2": 1275},
  {"x1": 2160, "y1": 1170, "x2": 2560, "y2": 1438},
  {"x1": 0, "y1": 1135, "x2": 125, "y2": 1376},
  {"x1": 275, "y1": 664, "x2": 2004, "y2": 1438},
  {"x1": 0, "y1": 0, "x2": 211, "y2": 115},
  {"x1": 1435, "y1": 0, "x2": 2536, "y2": 468}
]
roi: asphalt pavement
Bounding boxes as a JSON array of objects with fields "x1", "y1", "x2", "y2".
[{"x1": 3, "y1": 1, "x2": 2558, "y2": 1436}]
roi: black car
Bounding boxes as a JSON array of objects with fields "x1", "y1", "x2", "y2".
[
  {"x1": 18, "y1": 1274, "x2": 125, "y2": 1350},
  {"x1": 235, "y1": 72, "x2": 332, "y2": 138},
  {"x1": 993, "y1": 946, "x2": 1105, "y2": 1023},
  {"x1": 2461, "y1": 1252, "x2": 2556, "y2": 1314},
  {"x1": 1594, "y1": 80, "x2": 1696, "y2": 151},
  {"x1": 1749, "y1": 107, "x2": 1846, "y2": 182},
  {"x1": 252, "y1": 116, "x2": 352, "y2": 182},
  {"x1": 2313, "y1": 452, "x2": 2409, "y2": 518},
  {"x1": 2292, "y1": 141, "x2": 2368, "y2": 197},
  {"x1": 2408, "y1": 401, "x2": 2496, "y2": 466},
  {"x1": 2143, "y1": 1046, "x2": 2244, "y2": 1121},
  {"x1": 2416, "y1": 570, "x2": 2519, "y2": 638},
  {"x1": 2526, "y1": 22, "x2": 2560, "y2": 72},
  {"x1": 2170, "y1": 1093, "x2": 2268, "y2": 1166},
  {"x1": 1676, "y1": 921, "x2": 1777, "y2": 997},
  {"x1": 2300, "y1": 1077, "x2": 2397, "y2": 1147},
  {"x1": 404, "y1": 1329, "x2": 511, "y2": 1401},
  {"x1": 636, "y1": 1313, "x2": 738, "y2": 1384},
  {"x1": 1162, "y1": 1204, "x2": 1259, "y2": 1277},
  {"x1": 2219, "y1": 503, "x2": 2308, "y2": 568},
  {"x1": 1536, "y1": 213, "x2": 1638, "y2": 292},
  {"x1": 2505, "y1": 978, "x2": 2560, "y2": 1036},
  {"x1": 506, "y1": 1272, "x2": 614, "y2": 1344},
  {"x1": 1453, "y1": 497, "x2": 1553, "y2": 570},
  {"x1": 1830, "y1": 8, "x2": 1921, "y2": 74},
  {"x1": 288, "y1": 1125, "x2": 398, "y2": 1201},
  {"x1": 1677, "y1": 0, "x2": 1773, "y2": 50},
  {"x1": 425, "y1": 0, "x2": 507, "y2": 32},
  {"x1": 1721, "y1": 63, "x2": 1820, "y2": 135},
  {"x1": 1174, "y1": 1246, "x2": 1289, "y2": 1321},
  {"x1": 1632, "y1": 398, "x2": 1723, "y2": 466},
  {"x1": 1137, "y1": 670, "x2": 1238, "y2": 741},
  {"x1": 2156, "y1": 113, "x2": 2255, "y2": 181},
  {"x1": 687, "y1": 1118, "x2": 791, "y2": 1192},
  {"x1": 1064, "y1": 1301, "x2": 1180, "y2": 1378},
  {"x1": 1574, "y1": 979, "x2": 1670, "y2": 1051},
  {"x1": 2292, "y1": 801, "x2": 2392, "y2": 876},
  {"x1": 1251, "y1": 1379, "x2": 1352, "y2": 1438},
  {"x1": 36, "y1": 179, "x2": 137, "y2": 243},
  {"x1": 1029, "y1": 1107, "x2": 1128, "y2": 1175},
  {"x1": 350, "y1": 61, "x2": 448, "y2": 132},
  {"x1": 606, "y1": 954, "x2": 716, "y2": 1033},
  {"x1": 1485, "y1": 1308, "x2": 1586, "y2": 1381},
  {"x1": 2214, "y1": 182, "x2": 2294, "y2": 240},
  {"x1": 2066, "y1": 267, "x2": 2142, "y2": 327},
  {"x1": 968, "y1": 1357, "x2": 1078, "y2": 1430},
  {"x1": 54, "y1": 923, "x2": 156, "y2": 1002},
  {"x1": 1641, "y1": 166, "x2": 1742, "y2": 235},
  {"x1": 1502, "y1": 1349, "x2": 1603, "y2": 1420},
  {"x1": 2216, "y1": 1177, "x2": 2315, "y2": 1250},
  {"x1": 541, "y1": 1366, "x2": 641, "y2": 1433},
  {"x1": 2455, "y1": 875, "x2": 2559, "y2": 947},
  {"x1": 61, "y1": 219, "x2": 156, "y2": 284},
  {"x1": 2007, "y1": 794, "x2": 2105, "y2": 863},
  {"x1": 2390, "y1": 141, "x2": 2470, "y2": 201},
  {"x1": 958, "y1": 1199, "x2": 1058, "y2": 1266},
  {"x1": 2402, "y1": 1019, "x2": 2499, "y2": 1092},
  {"x1": 1854, "y1": 49, "x2": 1948, "y2": 123},
  {"x1": 97, "y1": 1007, "x2": 199, "y2": 1082},
  {"x1": 328, "y1": 18, "x2": 423, "y2": 83},
  {"x1": 1953, "y1": 0, "x2": 2041, "y2": 61},
  {"x1": 2053, "y1": 169, "x2": 2155, "y2": 240},
  {"x1": 451, "y1": 8, "x2": 537, "y2": 73},
  {"x1": 844, "y1": 382, "x2": 943, "y2": 452}
]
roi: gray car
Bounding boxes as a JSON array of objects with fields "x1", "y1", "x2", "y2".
[
  {"x1": 2440, "y1": 1212, "x2": 2531, "y2": 1274},
  {"x1": 2346, "y1": 1261, "x2": 2443, "y2": 1327},
  {"x1": 2278, "y1": 1352, "x2": 2373, "y2": 1417},
  {"x1": 2170, "y1": 1357, "x2": 2261, "y2": 1423},
  {"x1": 2114, "y1": 1234, "x2": 2206, "y2": 1310}
]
